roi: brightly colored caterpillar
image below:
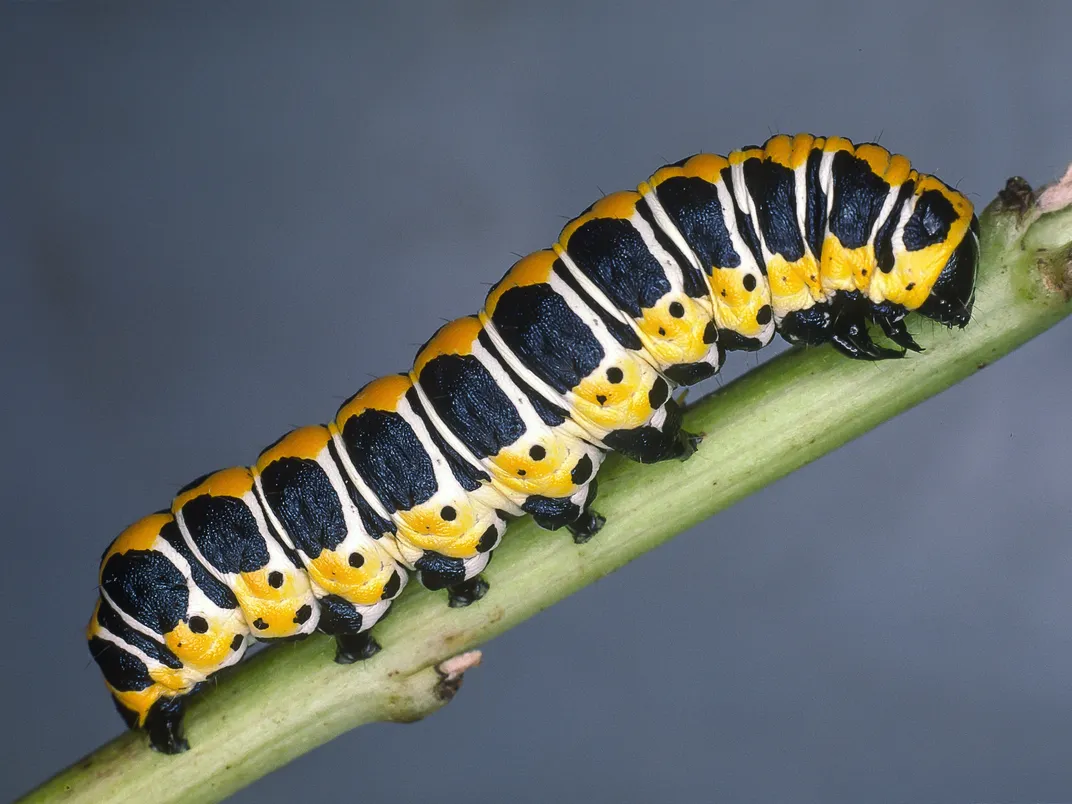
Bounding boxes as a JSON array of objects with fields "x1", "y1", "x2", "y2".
[{"x1": 88, "y1": 133, "x2": 979, "y2": 753}]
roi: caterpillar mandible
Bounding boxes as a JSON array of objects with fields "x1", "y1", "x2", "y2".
[{"x1": 87, "y1": 132, "x2": 979, "y2": 753}]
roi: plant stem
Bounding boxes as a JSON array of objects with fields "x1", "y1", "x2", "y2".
[{"x1": 18, "y1": 176, "x2": 1072, "y2": 804}]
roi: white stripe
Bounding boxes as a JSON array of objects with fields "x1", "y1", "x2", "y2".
[
  {"x1": 629, "y1": 209, "x2": 684, "y2": 295},
  {"x1": 476, "y1": 318, "x2": 590, "y2": 441},
  {"x1": 870, "y1": 184, "x2": 903, "y2": 249},
  {"x1": 395, "y1": 390, "x2": 514, "y2": 513},
  {"x1": 794, "y1": 163, "x2": 812, "y2": 258},
  {"x1": 174, "y1": 507, "x2": 229, "y2": 588},
  {"x1": 406, "y1": 370, "x2": 525, "y2": 518},
  {"x1": 328, "y1": 430, "x2": 396, "y2": 523},
  {"x1": 94, "y1": 624, "x2": 175, "y2": 675},
  {"x1": 891, "y1": 191, "x2": 918, "y2": 257},
  {"x1": 100, "y1": 588, "x2": 166, "y2": 643},
  {"x1": 640, "y1": 189, "x2": 707, "y2": 282}
]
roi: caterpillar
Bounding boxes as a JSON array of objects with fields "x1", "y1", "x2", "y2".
[{"x1": 87, "y1": 133, "x2": 979, "y2": 754}]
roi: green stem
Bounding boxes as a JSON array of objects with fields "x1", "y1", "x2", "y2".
[{"x1": 18, "y1": 176, "x2": 1072, "y2": 804}]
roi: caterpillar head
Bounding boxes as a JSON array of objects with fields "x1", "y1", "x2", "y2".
[{"x1": 916, "y1": 214, "x2": 979, "y2": 328}]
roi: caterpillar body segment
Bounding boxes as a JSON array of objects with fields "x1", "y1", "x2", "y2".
[
  {"x1": 480, "y1": 250, "x2": 698, "y2": 465},
  {"x1": 332, "y1": 373, "x2": 509, "y2": 595},
  {"x1": 554, "y1": 191, "x2": 725, "y2": 383},
  {"x1": 411, "y1": 315, "x2": 606, "y2": 540},
  {"x1": 252, "y1": 425, "x2": 407, "y2": 663},
  {"x1": 172, "y1": 467, "x2": 322, "y2": 640},
  {"x1": 642, "y1": 152, "x2": 777, "y2": 352},
  {"x1": 89, "y1": 133, "x2": 978, "y2": 754}
]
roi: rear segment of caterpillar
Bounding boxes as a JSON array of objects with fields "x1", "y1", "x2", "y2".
[
  {"x1": 89, "y1": 133, "x2": 976, "y2": 752},
  {"x1": 88, "y1": 513, "x2": 252, "y2": 753}
]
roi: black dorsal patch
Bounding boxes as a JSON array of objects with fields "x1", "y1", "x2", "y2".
[
  {"x1": 742, "y1": 156, "x2": 805, "y2": 262},
  {"x1": 655, "y1": 175, "x2": 741, "y2": 274},
  {"x1": 88, "y1": 634, "x2": 155, "y2": 693},
  {"x1": 803, "y1": 148, "x2": 827, "y2": 258},
  {"x1": 563, "y1": 217, "x2": 671, "y2": 317},
  {"x1": 339, "y1": 409, "x2": 437, "y2": 513},
  {"x1": 903, "y1": 189, "x2": 958, "y2": 251},
  {"x1": 93, "y1": 597, "x2": 184, "y2": 670},
  {"x1": 828, "y1": 150, "x2": 890, "y2": 249},
  {"x1": 101, "y1": 549, "x2": 188, "y2": 637},
  {"x1": 635, "y1": 196, "x2": 708, "y2": 299},
  {"x1": 179, "y1": 495, "x2": 270, "y2": 576},
  {"x1": 720, "y1": 167, "x2": 765, "y2": 269},
  {"x1": 416, "y1": 353, "x2": 526, "y2": 460},
  {"x1": 158, "y1": 519, "x2": 238, "y2": 610},
  {"x1": 490, "y1": 282, "x2": 605, "y2": 395},
  {"x1": 478, "y1": 329, "x2": 569, "y2": 427},
  {"x1": 327, "y1": 438, "x2": 395, "y2": 538},
  {"x1": 551, "y1": 259, "x2": 643, "y2": 351},
  {"x1": 258, "y1": 457, "x2": 347, "y2": 558},
  {"x1": 406, "y1": 387, "x2": 490, "y2": 491}
]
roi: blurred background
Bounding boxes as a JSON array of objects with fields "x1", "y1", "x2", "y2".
[{"x1": 2, "y1": 3, "x2": 1072, "y2": 802}]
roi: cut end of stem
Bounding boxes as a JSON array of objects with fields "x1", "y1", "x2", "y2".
[
  {"x1": 435, "y1": 650, "x2": 483, "y2": 702},
  {"x1": 1037, "y1": 162, "x2": 1072, "y2": 213}
]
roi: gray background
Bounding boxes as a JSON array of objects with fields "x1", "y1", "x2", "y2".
[{"x1": 2, "y1": 3, "x2": 1072, "y2": 802}]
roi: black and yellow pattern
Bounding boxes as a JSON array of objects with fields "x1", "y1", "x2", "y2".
[
  {"x1": 89, "y1": 133, "x2": 978, "y2": 753},
  {"x1": 253, "y1": 425, "x2": 406, "y2": 658}
]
